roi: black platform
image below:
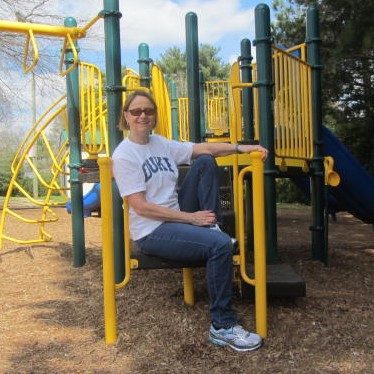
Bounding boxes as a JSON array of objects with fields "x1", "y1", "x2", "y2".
[
  {"x1": 131, "y1": 243, "x2": 306, "y2": 297},
  {"x1": 131, "y1": 243, "x2": 204, "y2": 269},
  {"x1": 240, "y1": 263, "x2": 306, "y2": 298},
  {"x1": 130, "y1": 241, "x2": 239, "y2": 269}
]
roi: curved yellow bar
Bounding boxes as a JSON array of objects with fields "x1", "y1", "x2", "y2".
[
  {"x1": 0, "y1": 97, "x2": 68, "y2": 248},
  {"x1": 237, "y1": 152, "x2": 267, "y2": 338},
  {"x1": 114, "y1": 197, "x2": 132, "y2": 289},
  {"x1": 324, "y1": 156, "x2": 341, "y2": 187},
  {"x1": 59, "y1": 34, "x2": 79, "y2": 77},
  {"x1": 238, "y1": 165, "x2": 255, "y2": 286},
  {"x1": 11, "y1": 96, "x2": 66, "y2": 171}
]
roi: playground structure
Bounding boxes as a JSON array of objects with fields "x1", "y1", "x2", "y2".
[{"x1": 1, "y1": 1, "x2": 374, "y2": 345}]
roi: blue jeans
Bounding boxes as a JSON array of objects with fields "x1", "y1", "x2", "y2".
[{"x1": 137, "y1": 155, "x2": 237, "y2": 328}]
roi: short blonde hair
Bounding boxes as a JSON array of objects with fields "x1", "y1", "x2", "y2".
[{"x1": 118, "y1": 90, "x2": 158, "y2": 130}]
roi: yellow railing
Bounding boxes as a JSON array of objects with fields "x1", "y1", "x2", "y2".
[
  {"x1": 176, "y1": 43, "x2": 313, "y2": 162},
  {"x1": 271, "y1": 45, "x2": 313, "y2": 159},
  {"x1": 99, "y1": 153, "x2": 267, "y2": 344},
  {"x1": 178, "y1": 98, "x2": 189, "y2": 141},
  {"x1": 121, "y1": 67, "x2": 141, "y2": 107},
  {"x1": 232, "y1": 44, "x2": 312, "y2": 159},
  {"x1": 79, "y1": 62, "x2": 108, "y2": 157},
  {"x1": 205, "y1": 81, "x2": 230, "y2": 136},
  {"x1": 285, "y1": 43, "x2": 307, "y2": 62},
  {"x1": 178, "y1": 81, "x2": 232, "y2": 140}
]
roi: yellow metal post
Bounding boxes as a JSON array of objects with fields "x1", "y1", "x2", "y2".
[
  {"x1": 98, "y1": 157, "x2": 117, "y2": 344},
  {"x1": 182, "y1": 268, "x2": 195, "y2": 306},
  {"x1": 251, "y1": 152, "x2": 267, "y2": 338}
]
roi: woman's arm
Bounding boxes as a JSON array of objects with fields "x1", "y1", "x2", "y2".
[
  {"x1": 192, "y1": 142, "x2": 268, "y2": 160},
  {"x1": 127, "y1": 192, "x2": 217, "y2": 226}
]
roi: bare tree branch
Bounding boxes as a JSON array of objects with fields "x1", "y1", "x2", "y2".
[{"x1": 0, "y1": 0, "x2": 67, "y2": 125}]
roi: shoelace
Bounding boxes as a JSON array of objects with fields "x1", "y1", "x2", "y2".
[{"x1": 231, "y1": 325, "x2": 250, "y2": 338}]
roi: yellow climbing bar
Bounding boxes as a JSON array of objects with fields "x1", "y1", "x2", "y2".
[
  {"x1": 0, "y1": 14, "x2": 101, "y2": 75},
  {"x1": 80, "y1": 14, "x2": 102, "y2": 35},
  {"x1": 0, "y1": 20, "x2": 85, "y2": 38}
]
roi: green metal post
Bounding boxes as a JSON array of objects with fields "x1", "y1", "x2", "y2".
[
  {"x1": 138, "y1": 43, "x2": 151, "y2": 88},
  {"x1": 240, "y1": 38, "x2": 254, "y2": 142},
  {"x1": 103, "y1": 0, "x2": 124, "y2": 282},
  {"x1": 64, "y1": 17, "x2": 85, "y2": 267},
  {"x1": 199, "y1": 70, "x2": 206, "y2": 139},
  {"x1": 254, "y1": 4, "x2": 278, "y2": 263},
  {"x1": 239, "y1": 39, "x2": 255, "y2": 255},
  {"x1": 170, "y1": 81, "x2": 179, "y2": 140},
  {"x1": 306, "y1": 6, "x2": 327, "y2": 263},
  {"x1": 185, "y1": 12, "x2": 201, "y2": 143}
]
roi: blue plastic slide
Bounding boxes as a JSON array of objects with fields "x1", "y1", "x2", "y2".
[
  {"x1": 292, "y1": 126, "x2": 374, "y2": 224},
  {"x1": 66, "y1": 183, "x2": 101, "y2": 217},
  {"x1": 323, "y1": 126, "x2": 374, "y2": 223}
]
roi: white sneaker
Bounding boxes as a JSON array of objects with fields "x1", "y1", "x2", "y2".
[
  {"x1": 209, "y1": 324, "x2": 263, "y2": 352},
  {"x1": 210, "y1": 224, "x2": 237, "y2": 245}
]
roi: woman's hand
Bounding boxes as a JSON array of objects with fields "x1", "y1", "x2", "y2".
[
  {"x1": 237, "y1": 144, "x2": 269, "y2": 161},
  {"x1": 189, "y1": 210, "x2": 217, "y2": 226},
  {"x1": 128, "y1": 192, "x2": 218, "y2": 226}
]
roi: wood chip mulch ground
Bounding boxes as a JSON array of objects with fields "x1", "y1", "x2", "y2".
[{"x1": 0, "y1": 206, "x2": 373, "y2": 373}]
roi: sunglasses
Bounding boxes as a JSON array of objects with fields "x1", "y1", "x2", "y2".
[{"x1": 127, "y1": 107, "x2": 156, "y2": 117}]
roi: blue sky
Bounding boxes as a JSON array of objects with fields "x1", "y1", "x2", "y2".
[
  {"x1": 56, "y1": 0, "x2": 274, "y2": 70},
  {"x1": 0, "y1": 0, "x2": 274, "y2": 128}
]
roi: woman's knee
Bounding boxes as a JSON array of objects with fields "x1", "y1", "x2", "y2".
[
  {"x1": 211, "y1": 233, "x2": 233, "y2": 257},
  {"x1": 193, "y1": 154, "x2": 217, "y2": 168}
]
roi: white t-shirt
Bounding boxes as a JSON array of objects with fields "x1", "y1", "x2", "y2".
[{"x1": 112, "y1": 134, "x2": 194, "y2": 240}]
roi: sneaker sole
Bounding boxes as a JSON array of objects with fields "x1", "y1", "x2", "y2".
[{"x1": 209, "y1": 334, "x2": 263, "y2": 352}]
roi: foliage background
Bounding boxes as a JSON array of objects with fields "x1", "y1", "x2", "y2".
[
  {"x1": 0, "y1": 0, "x2": 372, "y2": 202},
  {"x1": 271, "y1": 0, "x2": 374, "y2": 173}
]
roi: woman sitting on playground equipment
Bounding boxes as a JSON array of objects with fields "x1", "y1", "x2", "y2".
[{"x1": 112, "y1": 90, "x2": 268, "y2": 352}]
